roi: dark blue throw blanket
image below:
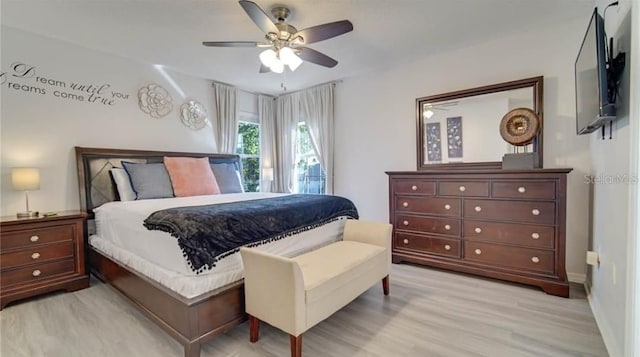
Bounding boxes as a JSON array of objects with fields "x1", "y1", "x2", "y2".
[{"x1": 143, "y1": 194, "x2": 359, "y2": 273}]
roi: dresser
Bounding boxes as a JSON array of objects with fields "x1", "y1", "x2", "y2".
[
  {"x1": 0, "y1": 211, "x2": 89, "y2": 309},
  {"x1": 387, "y1": 169, "x2": 572, "y2": 297}
]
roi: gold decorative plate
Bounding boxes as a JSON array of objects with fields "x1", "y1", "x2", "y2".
[{"x1": 499, "y1": 108, "x2": 540, "y2": 146}]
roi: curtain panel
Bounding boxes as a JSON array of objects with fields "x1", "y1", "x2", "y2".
[
  {"x1": 258, "y1": 95, "x2": 276, "y2": 192},
  {"x1": 212, "y1": 82, "x2": 239, "y2": 154},
  {"x1": 273, "y1": 94, "x2": 300, "y2": 193}
]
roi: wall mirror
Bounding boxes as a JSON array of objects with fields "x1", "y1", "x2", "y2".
[{"x1": 416, "y1": 76, "x2": 543, "y2": 170}]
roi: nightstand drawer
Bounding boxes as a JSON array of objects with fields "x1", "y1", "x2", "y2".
[
  {"x1": 1, "y1": 259, "x2": 76, "y2": 287},
  {"x1": 0, "y1": 225, "x2": 75, "y2": 250},
  {"x1": 1, "y1": 241, "x2": 74, "y2": 269}
]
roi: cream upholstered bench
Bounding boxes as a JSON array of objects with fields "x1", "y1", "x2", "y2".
[{"x1": 239, "y1": 219, "x2": 392, "y2": 357}]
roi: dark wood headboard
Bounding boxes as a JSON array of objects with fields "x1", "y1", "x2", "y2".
[{"x1": 75, "y1": 146, "x2": 241, "y2": 217}]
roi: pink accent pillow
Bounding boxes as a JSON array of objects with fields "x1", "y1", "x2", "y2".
[{"x1": 163, "y1": 157, "x2": 220, "y2": 197}]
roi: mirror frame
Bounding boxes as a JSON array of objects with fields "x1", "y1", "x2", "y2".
[{"x1": 416, "y1": 76, "x2": 543, "y2": 170}]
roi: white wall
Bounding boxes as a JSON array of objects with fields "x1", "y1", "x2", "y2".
[
  {"x1": 587, "y1": 1, "x2": 636, "y2": 356},
  {"x1": 0, "y1": 26, "x2": 256, "y2": 215}
]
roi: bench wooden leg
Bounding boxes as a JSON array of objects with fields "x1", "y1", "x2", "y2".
[
  {"x1": 290, "y1": 334, "x2": 302, "y2": 357},
  {"x1": 382, "y1": 275, "x2": 390, "y2": 295},
  {"x1": 249, "y1": 314, "x2": 260, "y2": 343}
]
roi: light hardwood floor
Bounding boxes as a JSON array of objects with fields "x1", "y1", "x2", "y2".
[{"x1": 1, "y1": 264, "x2": 608, "y2": 357}]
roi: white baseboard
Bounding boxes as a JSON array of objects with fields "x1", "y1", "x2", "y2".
[
  {"x1": 567, "y1": 272, "x2": 586, "y2": 284},
  {"x1": 587, "y1": 289, "x2": 622, "y2": 357}
]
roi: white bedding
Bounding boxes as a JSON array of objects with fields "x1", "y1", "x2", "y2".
[{"x1": 91, "y1": 193, "x2": 347, "y2": 298}]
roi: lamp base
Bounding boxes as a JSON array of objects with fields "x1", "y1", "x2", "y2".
[{"x1": 17, "y1": 211, "x2": 39, "y2": 218}]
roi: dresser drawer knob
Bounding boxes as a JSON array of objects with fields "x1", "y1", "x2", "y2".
[
  {"x1": 459, "y1": 185, "x2": 466, "y2": 192},
  {"x1": 403, "y1": 220, "x2": 409, "y2": 226},
  {"x1": 444, "y1": 224, "x2": 451, "y2": 231},
  {"x1": 31, "y1": 252, "x2": 41, "y2": 260},
  {"x1": 531, "y1": 232, "x2": 540, "y2": 239},
  {"x1": 474, "y1": 227, "x2": 482, "y2": 234},
  {"x1": 30, "y1": 235, "x2": 40, "y2": 242},
  {"x1": 403, "y1": 239, "x2": 409, "y2": 244},
  {"x1": 402, "y1": 202, "x2": 409, "y2": 208},
  {"x1": 474, "y1": 249, "x2": 482, "y2": 255},
  {"x1": 444, "y1": 204, "x2": 451, "y2": 210},
  {"x1": 531, "y1": 256, "x2": 540, "y2": 264},
  {"x1": 444, "y1": 244, "x2": 451, "y2": 251},
  {"x1": 532, "y1": 209, "x2": 540, "y2": 216},
  {"x1": 411, "y1": 185, "x2": 418, "y2": 191},
  {"x1": 518, "y1": 186, "x2": 526, "y2": 193},
  {"x1": 474, "y1": 206, "x2": 482, "y2": 212},
  {"x1": 32, "y1": 270, "x2": 41, "y2": 277}
]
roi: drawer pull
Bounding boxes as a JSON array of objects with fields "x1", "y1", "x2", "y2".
[
  {"x1": 532, "y1": 209, "x2": 540, "y2": 216},
  {"x1": 531, "y1": 232, "x2": 540, "y2": 239},
  {"x1": 459, "y1": 185, "x2": 466, "y2": 192},
  {"x1": 518, "y1": 186, "x2": 527, "y2": 193},
  {"x1": 32, "y1": 270, "x2": 41, "y2": 277},
  {"x1": 31, "y1": 252, "x2": 41, "y2": 260},
  {"x1": 444, "y1": 244, "x2": 451, "y2": 251},
  {"x1": 474, "y1": 227, "x2": 482, "y2": 234},
  {"x1": 411, "y1": 185, "x2": 418, "y2": 191},
  {"x1": 403, "y1": 239, "x2": 409, "y2": 244},
  {"x1": 30, "y1": 235, "x2": 40, "y2": 242},
  {"x1": 402, "y1": 202, "x2": 409, "y2": 208},
  {"x1": 444, "y1": 224, "x2": 451, "y2": 231},
  {"x1": 444, "y1": 204, "x2": 451, "y2": 210},
  {"x1": 403, "y1": 220, "x2": 409, "y2": 226},
  {"x1": 531, "y1": 256, "x2": 540, "y2": 264},
  {"x1": 474, "y1": 206, "x2": 482, "y2": 212},
  {"x1": 474, "y1": 249, "x2": 482, "y2": 255}
]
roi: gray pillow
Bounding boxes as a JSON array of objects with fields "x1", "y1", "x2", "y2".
[
  {"x1": 122, "y1": 162, "x2": 174, "y2": 199},
  {"x1": 211, "y1": 163, "x2": 243, "y2": 193}
]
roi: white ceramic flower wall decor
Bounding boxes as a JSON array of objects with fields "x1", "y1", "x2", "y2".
[
  {"x1": 180, "y1": 100, "x2": 209, "y2": 130},
  {"x1": 138, "y1": 84, "x2": 173, "y2": 118}
]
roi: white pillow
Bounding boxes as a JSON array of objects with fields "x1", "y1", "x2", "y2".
[{"x1": 110, "y1": 168, "x2": 137, "y2": 201}]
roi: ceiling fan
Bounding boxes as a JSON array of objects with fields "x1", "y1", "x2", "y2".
[{"x1": 202, "y1": 0, "x2": 353, "y2": 73}]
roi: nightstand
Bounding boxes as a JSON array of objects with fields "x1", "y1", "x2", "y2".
[{"x1": 0, "y1": 210, "x2": 89, "y2": 309}]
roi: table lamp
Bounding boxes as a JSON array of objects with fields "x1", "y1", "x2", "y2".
[
  {"x1": 262, "y1": 167, "x2": 273, "y2": 182},
  {"x1": 11, "y1": 167, "x2": 40, "y2": 218}
]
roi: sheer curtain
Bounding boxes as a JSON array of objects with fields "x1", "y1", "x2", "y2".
[
  {"x1": 212, "y1": 82, "x2": 239, "y2": 153},
  {"x1": 258, "y1": 95, "x2": 276, "y2": 192},
  {"x1": 299, "y1": 83, "x2": 335, "y2": 194},
  {"x1": 273, "y1": 93, "x2": 300, "y2": 193}
]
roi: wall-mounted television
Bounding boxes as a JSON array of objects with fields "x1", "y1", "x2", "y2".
[{"x1": 575, "y1": 8, "x2": 616, "y2": 135}]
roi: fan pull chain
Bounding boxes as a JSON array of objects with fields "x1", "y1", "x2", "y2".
[{"x1": 281, "y1": 69, "x2": 287, "y2": 92}]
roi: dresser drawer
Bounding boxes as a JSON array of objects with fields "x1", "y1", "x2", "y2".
[
  {"x1": 463, "y1": 221, "x2": 555, "y2": 249},
  {"x1": 1, "y1": 259, "x2": 76, "y2": 287},
  {"x1": 464, "y1": 199, "x2": 555, "y2": 225},
  {"x1": 395, "y1": 232, "x2": 460, "y2": 258},
  {"x1": 396, "y1": 214, "x2": 460, "y2": 237},
  {"x1": 392, "y1": 180, "x2": 436, "y2": 195},
  {"x1": 0, "y1": 225, "x2": 75, "y2": 250},
  {"x1": 395, "y1": 196, "x2": 461, "y2": 216},
  {"x1": 0, "y1": 241, "x2": 74, "y2": 269},
  {"x1": 438, "y1": 181, "x2": 489, "y2": 197},
  {"x1": 464, "y1": 241, "x2": 554, "y2": 274},
  {"x1": 491, "y1": 181, "x2": 555, "y2": 200}
]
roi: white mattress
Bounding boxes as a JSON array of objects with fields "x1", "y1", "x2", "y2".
[{"x1": 91, "y1": 193, "x2": 347, "y2": 298}]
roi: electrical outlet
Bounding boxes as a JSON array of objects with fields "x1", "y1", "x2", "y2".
[{"x1": 613, "y1": 263, "x2": 617, "y2": 285}]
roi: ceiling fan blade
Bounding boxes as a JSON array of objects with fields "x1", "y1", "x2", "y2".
[
  {"x1": 259, "y1": 64, "x2": 270, "y2": 73},
  {"x1": 239, "y1": 0, "x2": 279, "y2": 35},
  {"x1": 295, "y1": 20, "x2": 353, "y2": 45},
  {"x1": 202, "y1": 41, "x2": 267, "y2": 47},
  {"x1": 297, "y1": 47, "x2": 338, "y2": 68}
]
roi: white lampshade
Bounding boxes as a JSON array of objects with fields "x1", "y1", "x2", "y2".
[
  {"x1": 279, "y1": 47, "x2": 303, "y2": 71},
  {"x1": 12, "y1": 168, "x2": 40, "y2": 191},
  {"x1": 269, "y1": 58, "x2": 284, "y2": 73},
  {"x1": 259, "y1": 49, "x2": 277, "y2": 67},
  {"x1": 262, "y1": 167, "x2": 274, "y2": 181}
]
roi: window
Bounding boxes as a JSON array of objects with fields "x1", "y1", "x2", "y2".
[
  {"x1": 294, "y1": 122, "x2": 326, "y2": 194},
  {"x1": 236, "y1": 121, "x2": 260, "y2": 192}
]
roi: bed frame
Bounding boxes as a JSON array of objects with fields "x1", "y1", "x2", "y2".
[{"x1": 75, "y1": 146, "x2": 247, "y2": 357}]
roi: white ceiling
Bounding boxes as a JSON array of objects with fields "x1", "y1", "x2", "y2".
[{"x1": 1, "y1": 0, "x2": 594, "y2": 94}]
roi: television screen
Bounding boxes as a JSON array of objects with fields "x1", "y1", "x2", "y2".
[{"x1": 575, "y1": 8, "x2": 615, "y2": 135}]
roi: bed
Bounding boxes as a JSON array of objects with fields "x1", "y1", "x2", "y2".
[{"x1": 75, "y1": 147, "x2": 354, "y2": 357}]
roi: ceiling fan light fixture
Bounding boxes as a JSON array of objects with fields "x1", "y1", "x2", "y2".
[
  {"x1": 270, "y1": 58, "x2": 284, "y2": 73},
  {"x1": 259, "y1": 49, "x2": 277, "y2": 67},
  {"x1": 279, "y1": 47, "x2": 303, "y2": 71}
]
